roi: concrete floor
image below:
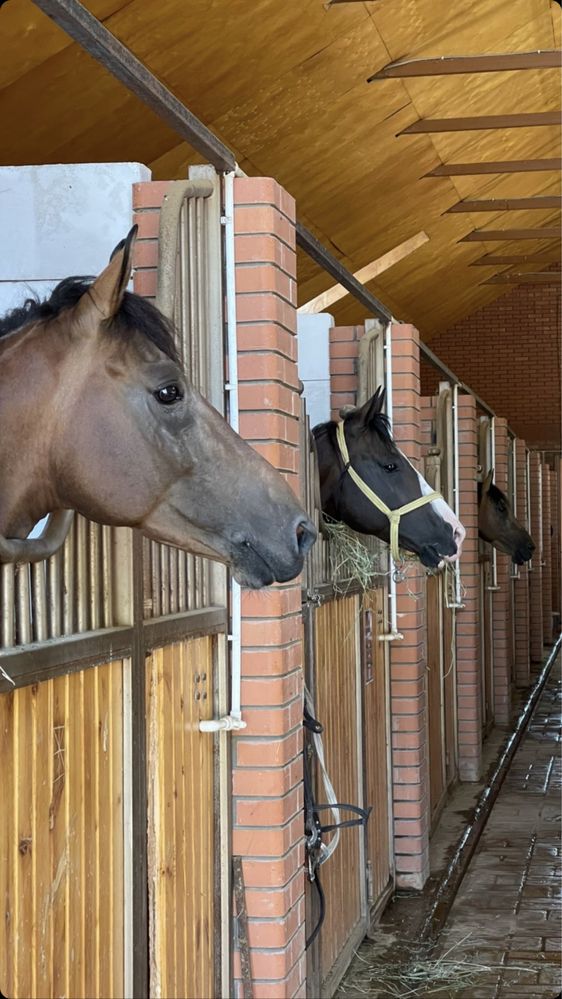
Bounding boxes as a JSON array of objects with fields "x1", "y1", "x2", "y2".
[{"x1": 338, "y1": 651, "x2": 561, "y2": 998}]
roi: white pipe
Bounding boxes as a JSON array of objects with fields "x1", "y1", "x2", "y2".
[
  {"x1": 382, "y1": 321, "x2": 404, "y2": 641},
  {"x1": 489, "y1": 416, "x2": 499, "y2": 590},
  {"x1": 200, "y1": 170, "x2": 245, "y2": 733},
  {"x1": 510, "y1": 439, "x2": 520, "y2": 580},
  {"x1": 451, "y1": 384, "x2": 464, "y2": 607}
]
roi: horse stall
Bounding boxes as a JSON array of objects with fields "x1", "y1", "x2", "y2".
[
  {"x1": 298, "y1": 318, "x2": 393, "y2": 996},
  {"x1": 0, "y1": 165, "x2": 230, "y2": 998}
]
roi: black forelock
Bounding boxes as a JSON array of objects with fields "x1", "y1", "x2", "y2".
[
  {"x1": 312, "y1": 410, "x2": 395, "y2": 453},
  {"x1": 0, "y1": 276, "x2": 180, "y2": 364}
]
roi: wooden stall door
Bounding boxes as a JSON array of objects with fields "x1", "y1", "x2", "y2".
[
  {"x1": 314, "y1": 595, "x2": 365, "y2": 994},
  {"x1": 146, "y1": 635, "x2": 218, "y2": 999},
  {"x1": 0, "y1": 664, "x2": 126, "y2": 999},
  {"x1": 361, "y1": 588, "x2": 392, "y2": 913}
]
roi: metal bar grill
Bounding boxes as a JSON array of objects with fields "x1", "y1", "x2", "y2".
[{"x1": 0, "y1": 515, "x2": 118, "y2": 651}]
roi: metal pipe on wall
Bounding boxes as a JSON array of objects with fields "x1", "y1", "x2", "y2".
[
  {"x1": 382, "y1": 321, "x2": 404, "y2": 641},
  {"x1": 200, "y1": 171, "x2": 246, "y2": 733}
]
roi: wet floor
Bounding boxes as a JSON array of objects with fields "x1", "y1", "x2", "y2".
[{"x1": 339, "y1": 651, "x2": 561, "y2": 998}]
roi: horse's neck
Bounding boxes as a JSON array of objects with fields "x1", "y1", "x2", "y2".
[{"x1": 0, "y1": 323, "x2": 62, "y2": 537}]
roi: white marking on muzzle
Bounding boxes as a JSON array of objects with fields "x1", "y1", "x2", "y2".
[{"x1": 415, "y1": 469, "x2": 465, "y2": 561}]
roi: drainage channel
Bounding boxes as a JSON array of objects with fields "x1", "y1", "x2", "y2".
[{"x1": 420, "y1": 634, "x2": 562, "y2": 944}]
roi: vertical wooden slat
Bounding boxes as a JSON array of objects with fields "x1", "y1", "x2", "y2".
[
  {"x1": 34, "y1": 680, "x2": 53, "y2": 998},
  {"x1": 16, "y1": 683, "x2": 33, "y2": 999},
  {"x1": 147, "y1": 638, "x2": 215, "y2": 999},
  {"x1": 0, "y1": 691, "x2": 15, "y2": 995}
]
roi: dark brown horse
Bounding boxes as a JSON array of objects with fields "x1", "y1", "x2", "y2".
[
  {"x1": 478, "y1": 469, "x2": 534, "y2": 565},
  {"x1": 312, "y1": 389, "x2": 465, "y2": 569},
  {"x1": 0, "y1": 227, "x2": 315, "y2": 587}
]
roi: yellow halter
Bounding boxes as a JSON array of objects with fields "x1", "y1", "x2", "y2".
[{"x1": 335, "y1": 421, "x2": 443, "y2": 563}]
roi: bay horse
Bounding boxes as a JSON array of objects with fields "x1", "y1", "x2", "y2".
[
  {"x1": 0, "y1": 227, "x2": 316, "y2": 588},
  {"x1": 478, "y1": 469, "x2": 534, "y2": 565},
  {"x1": 312, "y1": 389, "x2": 465, "y2": 569}
]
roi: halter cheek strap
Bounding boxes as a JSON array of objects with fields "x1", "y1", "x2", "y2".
[{"x1": 335, "y1": 421, "x2": 442, "y2": 563}]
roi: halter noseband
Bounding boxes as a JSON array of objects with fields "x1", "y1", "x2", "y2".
[{"x1": 335, "y1": 421, "x2": 442, "y2": 563}]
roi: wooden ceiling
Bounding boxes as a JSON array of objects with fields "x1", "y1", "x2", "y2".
[{"x1": 1, "y1": 0, "x2": 561, "y2": 336}]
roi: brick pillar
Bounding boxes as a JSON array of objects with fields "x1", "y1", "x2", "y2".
[
  {"x1": 456, "y1": 396, "x2": 482, "y2": 779},
  {"x1": 390, "y1": 324, "x2": 430, "y2": 889},
  {"x1": 328, "y1": 325, "x2": 362, "y2": 419},
  {"x1": 491, "y1": 418, "x2": 512, "y2": 724},
  {"x1": 529, "y1": 453, "x2": 544, "y2": 662},
  {"x1": 541, "y1": 464, "x2": 553, "y2": 646},
  {"x1": 233, "y1": 177, "x2": 306, "y2": 999},
  {"x1": 513, "y1": 439, "x2": 531, "y2": 687}
]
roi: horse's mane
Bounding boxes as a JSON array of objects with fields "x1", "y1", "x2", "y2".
[
  {"x1": 0, "y1": 276, "x2": 180, "y2": 363},
  {"x1": 312, "y1": 412, "x2": 395, "y2": 452}
]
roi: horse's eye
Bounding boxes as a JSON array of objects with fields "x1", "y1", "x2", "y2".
[
  {"x1": 155, "y1": 384, "x2": 182, "y2": 405},
  {"x1": 383, "y1": 463, "x2": 398, "y2": 473},
  {"x1": 497, "y1": 500, "x2": 507, "y2": 513}
]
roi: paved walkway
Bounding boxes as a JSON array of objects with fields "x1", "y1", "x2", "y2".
[
  {"x1": 431, "y1": 650, "x2": 561, "y2": 998},
  {"x1": 339, "y1": 650, "x2": 561, "y2": 998}
]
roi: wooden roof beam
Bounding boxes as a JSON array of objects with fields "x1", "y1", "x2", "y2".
[
  {"x1": 481, "y1": 272, "x2": 561, "y2": 284},
  {"x1": 298, "y1": 231, "x2": 429, "y2": 314},
  {"x1": 399, "y1": 112, "x2": 561, "y2": 134},
  {"x1": 459, "y1": 227, "x2": 560, "y2": 241},
  {"x1": 369, "y1": 50, "x2": 562, "y2": 81},
  {"x1": 425, "y1": 159, "x2": 562, "y2": 176},
  {"x1": 446, "y1": 196, "x2": 562, "y2": 213},
  {"x1": 471, "y1": 253, "x2": 561, "y2": 265}
]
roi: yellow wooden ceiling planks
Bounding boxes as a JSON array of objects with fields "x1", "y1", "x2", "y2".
[
  {"x1": 101, "y1": 0, "x2": 372, "y2": 124},
  {"x1": 0, "y1": 0, "x2": 128, "y2": 90}
]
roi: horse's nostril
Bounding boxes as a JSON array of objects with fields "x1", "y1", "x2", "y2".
[{"x1": 296, "y1": 519, "x2": 316, "y2": 556}]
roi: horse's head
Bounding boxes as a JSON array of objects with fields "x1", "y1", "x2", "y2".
[
  {"x1": 478, "y1": 469, "x2": 534, "y2": 565},
  {"x1": 0, "y1": 228, "x2": 316, "y2": 587},
  {"x1": 312, "y1": 388, "x2": 465, "y2": 570}
]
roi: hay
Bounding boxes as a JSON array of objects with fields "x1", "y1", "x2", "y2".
[
  {"x1": 322, "y1": 518, "x2": 387, "y2": 594},
  {"x1": 337, "y1": 934, "x2": 551, "y2": 998}
]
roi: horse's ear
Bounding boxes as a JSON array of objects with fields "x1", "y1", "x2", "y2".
[
  {"x1": 482, "y1": 468, "x2": 494, "y2": 493},
  {"x1": 75, "y1": 225, "x2": 137, "y2": 324},
  {"x1": 356, "y1": 386, "x2": 387, "y2": 427}
]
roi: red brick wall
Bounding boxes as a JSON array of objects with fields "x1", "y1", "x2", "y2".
[
  {"x1": 390, "y1": 324, "x2": 430, "y2": 889},
  {"x1": 233, "y1": 177, "x2": 306, "y2": 999},
  {"x1": 456, "y1": 396, "x2": 483, "y2": 778},
  {"x1": 420, "y1": 276, "x2": 561, "y2": 450},
  {"x1": 513, "y1": 439, "x2": 531, "y2": 687}
]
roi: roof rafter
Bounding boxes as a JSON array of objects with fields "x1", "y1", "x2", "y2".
[
  {"x1": 470, "y1": 253, "x2": 561, "y2": 265},
  {"x1": 459, "y1": 227, "x2": 560, "y2": 241},
  {"x1": 425, "y1": 159, "x2": 562, "y2": 176},
  {"x1": 446, "y1": 196, "x2": 562, "y2": 213},
  {"x1": 481, "y1": 272, "x2": 561, "y2": 284},
  {"x1": 399, "y1": 112, "x2": 561, "y2": 134},
  {"x1": 369, "y1": 50, "x2": 562, "y2": 81}
]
